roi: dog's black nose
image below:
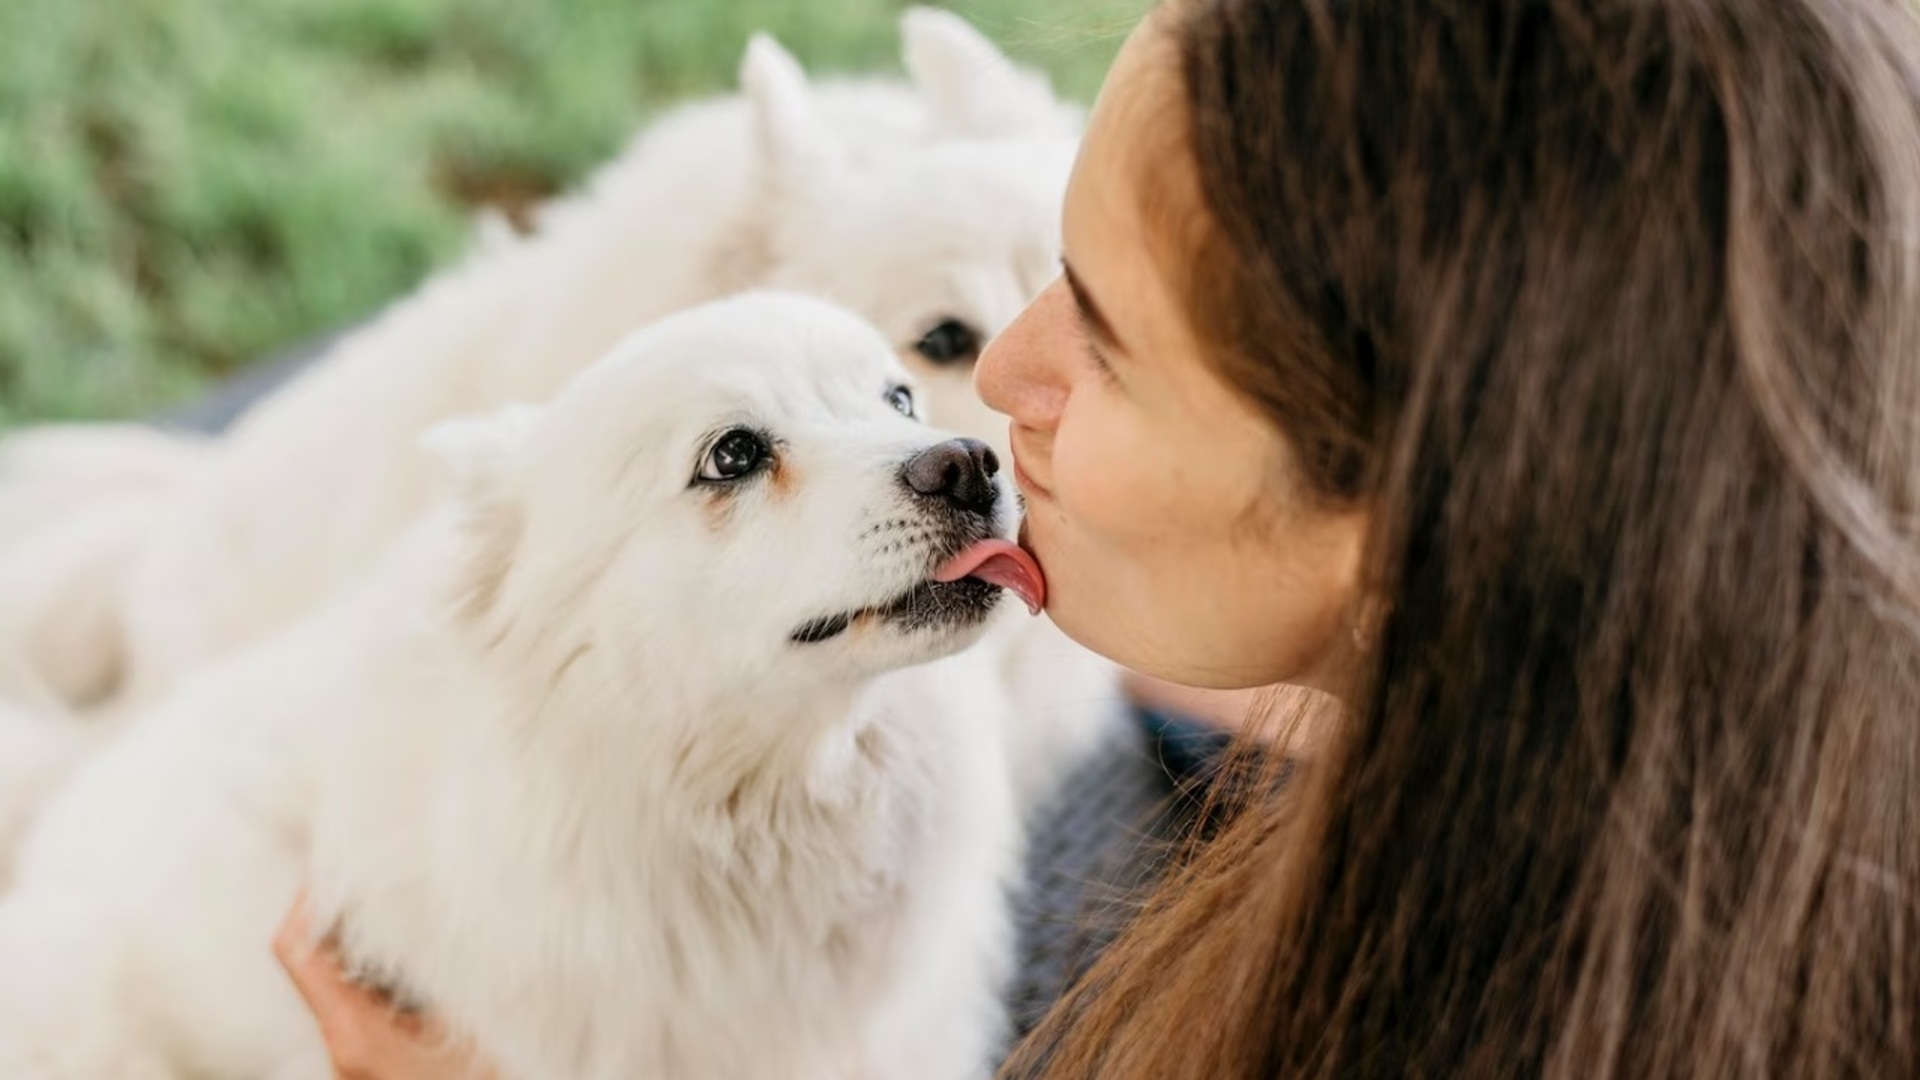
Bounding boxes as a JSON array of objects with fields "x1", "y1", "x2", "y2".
[{"x1": 903, "y1": 437, "x2": 1000, "y2": 514}]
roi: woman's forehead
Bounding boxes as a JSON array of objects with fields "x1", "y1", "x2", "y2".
[
  {"x1": 1063, "y1": 18, "x2": 1214, "y2": 367},
  {"x1": 1073, "y1": 16, "x2": 1188, "y2": 208}
]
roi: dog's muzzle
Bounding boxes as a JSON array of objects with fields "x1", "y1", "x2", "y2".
[{"x1": 787, "y1": 438, "x2": 1030, "y2": 646}]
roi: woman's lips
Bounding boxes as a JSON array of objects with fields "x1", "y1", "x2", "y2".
[
  {"x1": 1008, "y1": 436, "x2": 1053, "y2": 502},
  {"x1": 1012, "y1": 458, "x2": 1049, "y2": 501}
]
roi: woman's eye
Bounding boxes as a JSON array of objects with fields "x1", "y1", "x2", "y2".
[
  {"x1": 887, "y1": 385, "x2": 917, "y2": 418},
  {"x1": 698, "y1": 429, "x2": 768, "y2": 483},
  {"x1": 912, "y1": 319, "x2": 982, "y2": 366}
]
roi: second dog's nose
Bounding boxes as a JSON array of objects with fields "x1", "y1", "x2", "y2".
[{"x1": 903, "y1": 437, "x2": 1000, "y2": 514}]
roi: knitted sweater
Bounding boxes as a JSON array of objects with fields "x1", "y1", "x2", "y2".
[{"x1": 1003, "y1": 708, "x2": 1228, "y2": 1048}]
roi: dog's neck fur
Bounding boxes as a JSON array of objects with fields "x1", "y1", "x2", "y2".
[{"x1": 305, "y1": 522, "x2": 993, "y2": 1078}]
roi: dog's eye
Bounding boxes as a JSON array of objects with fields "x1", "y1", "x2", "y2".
[
  {"x1": 912, "y1": 319, "x2": 982, "y2": 367},
  {"x1": 887, "y1": 385, "x2": 917, "y2": 419},
  {"x1": 698, "y1": 429, "x2": 768, "y2": 483}
]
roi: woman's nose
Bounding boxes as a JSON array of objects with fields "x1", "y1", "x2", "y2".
[{"x1": 974, "y1": 277, "x2": 1074, "y2": 431}]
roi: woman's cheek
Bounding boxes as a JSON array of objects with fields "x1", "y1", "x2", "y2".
[{"x1": 1046, "y1": 408, "x2": 1153, "y2": 548}]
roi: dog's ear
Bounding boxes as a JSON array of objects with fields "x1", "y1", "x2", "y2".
[
  {"x1": 901, "y1": 8, "x2": 1078, "y2": 140},
  {"x1": 740, "y1": 34, "x2": 842, "y2": 202},
  {"x1": 420, "y1": 404, "x2": 541, "y2": 503},
  {"x1": 420, "y1": 405, "x2": 541, "y2": 620}
]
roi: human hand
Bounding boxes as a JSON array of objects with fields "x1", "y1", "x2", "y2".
[{"x1": 273, "y1": 894, "x2": 501, "y2": 1080}]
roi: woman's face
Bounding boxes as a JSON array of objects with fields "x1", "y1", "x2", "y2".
[{"x1": 976, "y1": 17, "x2": 1366, "y2": 692}]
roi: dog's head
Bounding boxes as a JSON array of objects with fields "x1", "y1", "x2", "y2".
[
  {"x1": 424, "y1": 292, "x2": 1044, "y2": 703},
  {"x1": 738, "y1": 14, "x2": 1080, "y2": 453}
]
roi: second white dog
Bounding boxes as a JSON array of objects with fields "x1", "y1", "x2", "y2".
[{"x1": 0, "y1": 293, "x2": 1037, "y2": 1080}]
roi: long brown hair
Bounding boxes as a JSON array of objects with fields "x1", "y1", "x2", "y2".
[{"x1": 1012, "y1": 0, "x2": 1920, "y2": 1075}]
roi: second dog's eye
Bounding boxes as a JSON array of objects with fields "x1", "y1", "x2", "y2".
[
  {"x1": 912, "y1": 319, "x2": 982, "y2": 366},
  {"x1": 887, "y1": 385, "x2": 917, "y2": 418},
  {"x1": 698, "y1": 429, "x2": 768, "y2": 483}
]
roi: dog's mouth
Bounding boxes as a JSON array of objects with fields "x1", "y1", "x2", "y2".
[{"x1": 789, "y1": 539, "x2": 1046, "y2": 646}]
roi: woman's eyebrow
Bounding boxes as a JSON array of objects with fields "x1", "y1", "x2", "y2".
[{"x1": 1062, "y1": 259, "x2": 1126, "y2": 354}]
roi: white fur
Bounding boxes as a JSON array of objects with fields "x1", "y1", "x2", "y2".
[
  {"x1": 0, "y1": 430, "x2": 208, "y2": 885},
  {"x1": 0, "y1": 425, "x2": 209, "y2": 708},
  {"x1": 0, "y1": 294, "x2": 1021, "y2": 1080},
  {"x1": 0, "y1": 700, "x2": 98, "y2": 891}
]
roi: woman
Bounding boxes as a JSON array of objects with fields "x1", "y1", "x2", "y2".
[{"x1": 279, "y1": 0, "x2": 1920, "y2": 1074}]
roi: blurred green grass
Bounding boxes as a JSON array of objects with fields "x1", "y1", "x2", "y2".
[{"x1": 0, "y1": 0, "x2": 1138, "y2": 427}]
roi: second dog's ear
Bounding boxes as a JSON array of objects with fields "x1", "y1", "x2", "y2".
[
  {"x1": 740, "y1": 34, "x2": 842, "y2": 203},
  {"x1": 900, "y1": 8, "x2": 1076, "y2": 140}
]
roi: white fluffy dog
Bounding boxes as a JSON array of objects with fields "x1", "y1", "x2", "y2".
[
  {"x1": 0, "y1": 700, "x2": 94, "y2": 891},
  {"x1": 103, "y1": 12, "x2": 1078, "y2": 706},
  {"x1": 0, "y1": 293, "x2": 1040, "y2": 1080}
]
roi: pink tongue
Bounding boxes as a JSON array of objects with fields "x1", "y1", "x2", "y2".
[{"x1": 933, "y1": 539, "x2": 1047, "y2": 615}]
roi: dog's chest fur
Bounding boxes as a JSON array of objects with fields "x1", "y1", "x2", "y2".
[{"x1": 310, "y1": 642, "x2": 1013, "y2": 1080}]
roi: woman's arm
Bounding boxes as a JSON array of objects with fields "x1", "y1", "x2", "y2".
[{"x1": 272, "y1": 897, "x2": 501, "y2": 1080}]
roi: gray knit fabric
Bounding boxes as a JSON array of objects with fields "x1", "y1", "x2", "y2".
[{"x1": 1004, "y1": 717, "x2": 1194, "y2": 1042}]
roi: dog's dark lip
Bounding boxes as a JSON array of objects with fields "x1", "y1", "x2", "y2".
[
  {"x1": 791, "y1": 612, "x2": 855, "y2": 645},
  {"x1": 788, "y1": 559, "x2": 1006, "y2": 647}
]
